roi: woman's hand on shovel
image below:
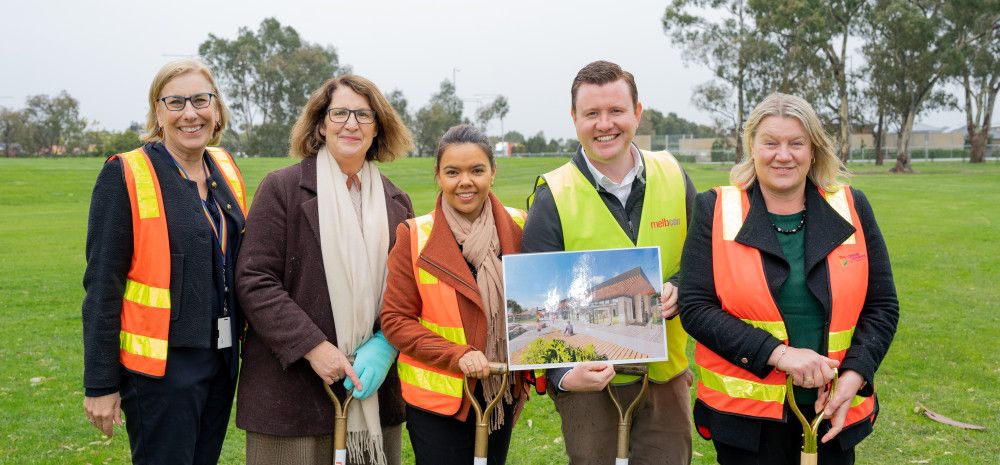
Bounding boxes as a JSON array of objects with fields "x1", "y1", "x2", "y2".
[
  {"x1": 819, "y1": 370, "x2": 866, "y2": 443},
  {"x1": 305, "y1": 340, "x2": 361, "y2": 389},
  {"x1": 459, "y1": 350, "x2": 491, "y2": 379}
]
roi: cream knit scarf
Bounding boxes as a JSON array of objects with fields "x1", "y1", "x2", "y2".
[{"x1": 316, "y1": 146, "x2": 389, "y2": 465}]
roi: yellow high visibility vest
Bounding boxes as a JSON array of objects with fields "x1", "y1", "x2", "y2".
[{"x1": 533, "y1": 150, "x2": 688, "y2": 383}]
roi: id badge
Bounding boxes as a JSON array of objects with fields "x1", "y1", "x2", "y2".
[{"x1": 217, "y1": 317, "x2": 232, "y2": 349}]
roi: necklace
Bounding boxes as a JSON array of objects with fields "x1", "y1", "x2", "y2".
[{"x1": 772, "y1": 211, "x2": 806, "y2": 234}]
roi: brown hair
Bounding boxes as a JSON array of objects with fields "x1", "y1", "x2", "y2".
[
  {"x1": 570, "y1": 60, "x2": 639, "y2": 112},
  {"x1": 288, "y1": 75, "x2": 413, "y2": 160},
  {"x1": 143, "y1": 58, "x2": 230, "y2": 145},
  {"x1": 434, "y1": 124, "x2": 495, "y2": 172},
  {"x1": 731, "y1": 92, "x2": 849, "y2": 191}
]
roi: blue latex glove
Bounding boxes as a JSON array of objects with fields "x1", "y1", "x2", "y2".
[{"x1": 343, "y1": 331, "x2": 398, "y2": 400}]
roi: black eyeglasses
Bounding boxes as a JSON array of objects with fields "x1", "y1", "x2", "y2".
[
  {"x1": 158, "y1": 93, "x2": 216, "y2": 111},
  {"x1": 328, "y1": 108, "x2": 375, "y2": 124}
]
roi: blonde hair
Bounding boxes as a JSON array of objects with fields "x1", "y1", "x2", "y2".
[
  {"x1": 142, "y1": 58, "x2": 230, "y2": 145},
  {"x1": 731, "y1": 92, "x2": 848, "y2": 192},
  {"x1": 288, "y1": 75, "x2": 413, "y2": 160}
]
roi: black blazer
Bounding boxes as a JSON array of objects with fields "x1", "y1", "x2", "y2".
[
  {"x1": 678, "y1": 179, "x2": 899, "y2": 451},
  {"x1": 82, "y1": 142, "x2": 246, "y2": 396}
]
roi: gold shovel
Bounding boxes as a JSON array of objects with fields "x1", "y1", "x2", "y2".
[
  {"x1": 606, "y1": 364, "x2": 650, "y2": 465},
  {"x1": 321, "y1": 355, "x2": 358, "y2": 465},
  {"x1": 465, "y1": 362, "x2": 510, "y2": 465},
  {"x1": 786, "y1": 369, "x2": 839, "y2": 465},
  {"x1": 322, "y1": 381, "x2": 354, "y2": 465}
]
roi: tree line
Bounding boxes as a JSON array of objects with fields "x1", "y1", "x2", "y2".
[
  {"x1": 0, "y1": 91, "x2": 143, "y2": 157},
  {"x1": 662, "y1": 0, "x2": 999, "y2": 170},
  {"x1": 1, "y1": 18, "x2": 719, "y2": 159},
  {"x1": 11, "y1": 4, "x2": 990, "y2": 167}
]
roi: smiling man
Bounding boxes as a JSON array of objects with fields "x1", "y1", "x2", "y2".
[{"x1": 522, "y1": 60, "x2": 697, "y2": 464}]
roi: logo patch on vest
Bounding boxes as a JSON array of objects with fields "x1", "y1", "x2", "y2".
[
  {"x1": 650, "y1": 217, "x2": 681, "y2": 229},
  {"x1": 838, "y1": 252, "x2": 866, "y2": 267}
]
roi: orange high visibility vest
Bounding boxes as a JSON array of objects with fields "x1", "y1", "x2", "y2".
[
  {"x1": 396, "y1": 207, "x2": 526, "y2": 415},
  {"x1": 112, "y1": 146, "x2": 246, "y2": 377},
  {"x1": 695, "y1": 185, "x2": 876, "y2": 427}
]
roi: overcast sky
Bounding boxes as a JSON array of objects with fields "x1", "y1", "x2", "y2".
[{"x1": 1, "y1": 0, "x2": 987, "y2": 140}]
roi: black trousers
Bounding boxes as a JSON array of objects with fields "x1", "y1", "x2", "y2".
[
  {"x1": 406, "y1": 385, "x2": 515, "y2": 465},
  {"x1": 120, "y1": 347, "x2": 236, "y2": 465},
  {"x1": 713, "y1": 404, "x2": 855, "y2": 465}
]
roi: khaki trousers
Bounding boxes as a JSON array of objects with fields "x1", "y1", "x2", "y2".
[
  {"x1": 551, "y1": 369, "x2": 693, "y2": 465},
  {"x1": 245, "y1": 424, "x2": 402, "y2": 465}
]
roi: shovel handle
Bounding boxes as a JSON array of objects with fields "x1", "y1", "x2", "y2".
[
  {"x1": 488, "y1": 362, "x2": 508, "y2": 375},
  {"x1": 465, "y1": 362, "x2": 511, "y2": 462},
  {"x1": 607, "y1": 364, "x2": 650, "y2": 461},
  {"x1": 322, "y1": 382, "x2": 354, "y2": 454},
  {"x1": 786, "y1": 368, "x2": 838, "y2": 455},
  {"x1": 613, "y1": 363, "x2": 649, "y2": 377},
  {"x1": 321, "y1": 354, "x2": 356, "y2": 460}
]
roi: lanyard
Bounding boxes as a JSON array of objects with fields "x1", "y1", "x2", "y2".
[{"x1": 168, "y1": 155, "x2": 228, "y2": 267}]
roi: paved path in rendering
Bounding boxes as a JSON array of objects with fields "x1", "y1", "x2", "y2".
[
  {"x1": 510, "y1": 328, "x2": 646, "y2": 362},
  {"x1": 576, "y1": 323, "x2": 666, "y2": 357}
]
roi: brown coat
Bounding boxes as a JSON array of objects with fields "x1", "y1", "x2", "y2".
[
  {"x1": 380, "y1": 193, "x2": 530, "y2": 422},
  {"x1": 235, "y1": 156, "x2": 413, "y2": 436}
]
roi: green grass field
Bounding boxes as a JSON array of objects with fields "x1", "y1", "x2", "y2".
[{"x1": 1, "y1": 157, "x2": 997, "y2": 464}]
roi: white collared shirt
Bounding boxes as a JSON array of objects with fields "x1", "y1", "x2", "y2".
[{"x1": 581, "y1": 144, "x2": 645, "y2": 208}]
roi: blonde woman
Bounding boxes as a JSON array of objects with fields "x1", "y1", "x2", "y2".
[
  {"x1": 82, "y1": 58, "x2": 246, "y2": 465},
  {"x1": 679, "y1": 93, "x2": 899, "y2": 465}
]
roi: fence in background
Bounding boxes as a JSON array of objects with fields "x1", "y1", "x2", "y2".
[{"x1": 514, "y1": 142, "x2": 998, "y2": 164}]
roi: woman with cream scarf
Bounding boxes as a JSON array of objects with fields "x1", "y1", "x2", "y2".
[
  {"x1": 381, "y1": 124, "x2": 531, "y2": 465},
  {"x1": 235, "y1": 75, "x2": 413, "y2": 465}
]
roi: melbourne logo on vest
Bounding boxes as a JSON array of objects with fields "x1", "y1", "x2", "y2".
[
  {"x1": 838, "y1": 252, "x2": 867, "y2": 267},
  {"x1": 650, "y1": 217, "x2": 681, "y2": 229}
]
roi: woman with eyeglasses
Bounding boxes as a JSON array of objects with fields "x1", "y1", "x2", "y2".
[
  {"x1": 235, "y1": 75, "x2": 414, "y2": 465},
  {"x1": 82, "y1": 58, "x2": 247, "y2": 465}
]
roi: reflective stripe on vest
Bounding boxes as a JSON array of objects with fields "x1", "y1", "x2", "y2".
[
  {"x1": 112, "y1": 146, "x2": 247, "y2": 377},
  {"x1": 696, "y1": 185, "x2": 875, "y2": 426},
  {"x1": 535, "y1": 150, "x2": 688, "y2": 383},
  {"x1": 505, "y1": 206, "x2": 527, "y2": 229},
  {"x1": 396, "y1": 206, "x2": 527, "y2": 415},
  {"x1": 205, "y1": 147, "x2": 248, "y2": 215}
]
